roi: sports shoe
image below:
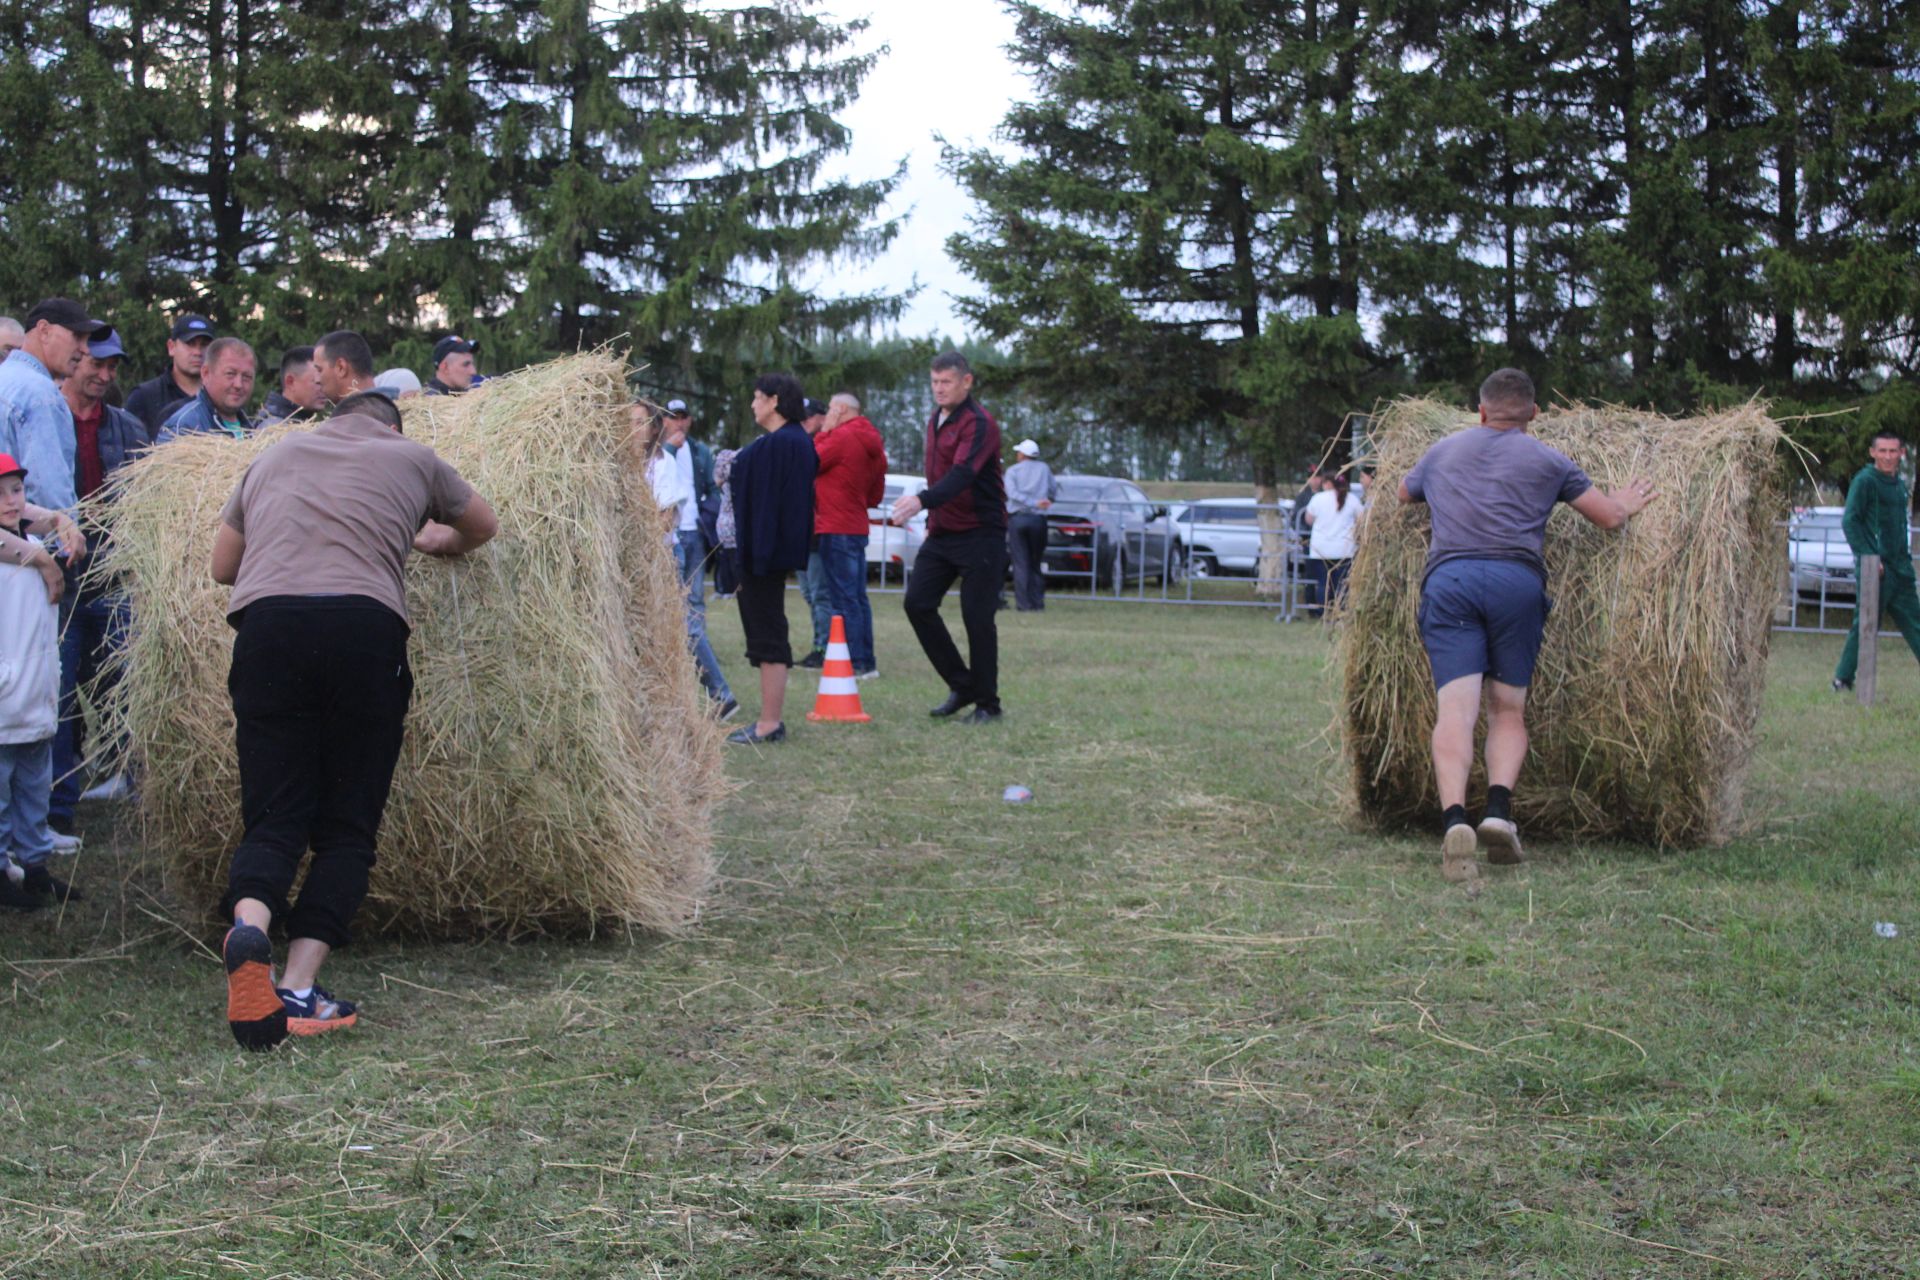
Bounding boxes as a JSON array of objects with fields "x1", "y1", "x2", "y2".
[
  {"x1": 80, "y1": 773, "x2": 134, "y2": 802},
  {"x1": 1832, "y1": 677, "x2": 1853, "y2": 693},
  {"x1": 20, "y1": 864, "x2": 82, "y2": 902},
  {"x1": 797, "y1": 649, "x2": 826, "y2": 670},
  {"x1": 224, "y1": 925, "x2": 288, "y2": 1051},
  {"x1": 853, "y1": 665, "x2": 879, "y2": 680},
  {"x1": 279, "y1": 986, "x2": 359, "y2": 1036},
  {"x1": 1477, "y1": 817, "x2": 1525, "y2": 865},
  {"x1": 712, "y1": 696, "x2": 740, "y2": 721},
  {"x1": 47, "y1": 814, "x2": 76, "y2": 837},
  {"x1": 0, "y1": 869, "x2": 41, "y2": 913},
  {"x1": 49, "y1": 831, "x2": 80, "y2": 854},
  {"x1": 1440, "y1": 822, "x2": 1479, "y2": 884}
]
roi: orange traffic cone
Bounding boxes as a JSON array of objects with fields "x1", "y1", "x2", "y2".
[{"x1": 806, "y1": 615, "x2": 872, "y2": 723}]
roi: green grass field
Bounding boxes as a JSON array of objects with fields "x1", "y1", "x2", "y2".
[{"x1": 3, "y1": 599, "x2": 1918, "y2": 1278}]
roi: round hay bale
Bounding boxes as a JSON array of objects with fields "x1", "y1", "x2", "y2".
[
  {"x1": 1339, "y1": 398, "x2": 1787, "y2": 847},
  {"x1": 98, "y1": 352, "x2": 722, "y2": 936}
]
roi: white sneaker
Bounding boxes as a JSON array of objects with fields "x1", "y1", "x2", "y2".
[
  {"x1": 49, "y1": 831, "x2": 81, "y2": 853},
  {"x1": 80, "y1": 773, "x2": 134, "y2": 802}
]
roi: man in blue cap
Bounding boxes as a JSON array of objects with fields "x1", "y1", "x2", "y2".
[
  {"x1": 50, "y1": 327, "x2": 150, "y2": 831},
  {"x1": 425, "y1": 336, "x2": 480, "y2": 396},
  {"x1": 124, "y1": 313, "x2": 216, "y2": 438}
]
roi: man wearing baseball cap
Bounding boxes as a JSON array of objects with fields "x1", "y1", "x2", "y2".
[
  {"x1": 1005, "y1": 438, "x2": 1059, "y2": 612},
  {"x1": 50, "y1": 328, "x2": 151, "y2": 828},
  {"x1": 125, "y1": 313, "x2": 217, "y2": 438},
  {"x1": 0, "y1": 297, "x2": 110, "y2": 514},
  {"x1": 425, "y1": 336, "x2": 480, "y2": 396}
]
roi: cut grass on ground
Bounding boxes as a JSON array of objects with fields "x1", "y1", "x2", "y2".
[{"x1": 3, "y1": 599, "x2": 1918, "y2": 1278}]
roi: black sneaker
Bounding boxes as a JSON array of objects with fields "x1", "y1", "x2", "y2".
[
  {"x1": 798, "y1": 649, "x2": 826, "y2": 670},
  {"x1": 20, "y1": 864, "x2": 81, "y2": 903},
  {"x1": 965, "y1": 706, "x2": 1003, "y2": 724},
  {"x1": 47, "y1": 814, "x2": 75, "y2": 838},
  {"x1": 715, "y1": 697, "x2": 740, "y2": 721},
  {"x1": 1832, "y1": 677, "x2": 1853, "y2": 693},
  {"x1": 0, "y1": 872, "x2": 42, "y2": 912},
  {"x1": 726, "y1": 721, "x2": 787, "y2": 745}
]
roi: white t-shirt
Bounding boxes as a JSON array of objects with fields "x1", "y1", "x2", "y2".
[
  {"x1": 669, "y1": 443, "x2": 698, "y2": 532},
  {"x1": 0, "y1": 535, "x2": 57, "y2": 744},
  {"x1": 647, "y1": 453, "x2": 690, "y2": 547},
  {"x1": 1305, "y1": 489, "x2": 1365, "y2": 560}
]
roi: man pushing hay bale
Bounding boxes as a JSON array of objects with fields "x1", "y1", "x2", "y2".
[
  {"x1": 1341, "y1": 369, "x2": 1786, "y2": 872},
  {"x1": 100, "y1": 353, "x2": 722, "y2": 1044}
]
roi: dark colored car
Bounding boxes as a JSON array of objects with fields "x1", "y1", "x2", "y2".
[{"x1": 1041, "y1": 475, "x2": 1185, "y2": 587}]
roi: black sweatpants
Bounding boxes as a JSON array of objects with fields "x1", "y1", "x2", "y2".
[
  {"x1": 222, "y1": 597, "x2": 413, "y2": 949},
  {"x1": 1008, "y1": 512, "x2": 1050, "y2": 611},
  {"x1": 904, "y1": 527, "x2": 1009, "y2": 710}
]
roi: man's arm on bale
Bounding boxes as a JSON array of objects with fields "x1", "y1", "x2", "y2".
[
  {"x1": 414, "y1": 494, "x2": 500, "y2": 557},
  {"x1": 1570, "y1": 478, "x2": 1658, "y2": 531},
  {"x1": 211, "y1": 522, "x2": 246, "y2": 585}
]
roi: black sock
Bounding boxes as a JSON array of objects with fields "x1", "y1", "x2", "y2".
[
  {"x1": 1442, "y1": 803, "x2": 1468, "y2": 831},
  {"x1": 1486, "y1": 786, "x2": 1512, "y2": 822}
]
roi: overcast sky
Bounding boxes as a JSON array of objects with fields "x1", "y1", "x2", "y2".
[{"x1": 817, "y1": 1, "x2": 1030, "y2": 340}]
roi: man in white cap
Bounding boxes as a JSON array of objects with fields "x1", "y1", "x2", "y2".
[{"x1": 1004, "y1": 437, "x2": 1058, "y2": 612}]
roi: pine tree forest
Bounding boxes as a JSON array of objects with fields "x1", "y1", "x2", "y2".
[{"x1": 1, "y1": 1, "x2": 1915, "y2": 481}]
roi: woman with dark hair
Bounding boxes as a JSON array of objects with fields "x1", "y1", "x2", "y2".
[
  {"x1": 1303, "y1": 469, "x2": 1364, "y2": 615},
  {"x1": 725, "y1": 373, "x2": 817, "y2": 744}
]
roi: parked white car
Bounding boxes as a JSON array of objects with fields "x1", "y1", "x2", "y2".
[
  {"x1": 868, "y1": 473, "x2": 927, "y2": 576},
  {"x1": 1173, "y1": 497, "x2": 1297, "y2": 578},
  {"x1": 1789, "y1": 506, "x2": 1854, "y2": 599}
]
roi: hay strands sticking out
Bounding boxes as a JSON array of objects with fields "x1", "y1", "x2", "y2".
[
  {"x1": 96, "y1": 350, "x2": 724, "y2": 937},
  {"x1": 1337, "y1": 397, "x2": 1786, "y2": 847}
]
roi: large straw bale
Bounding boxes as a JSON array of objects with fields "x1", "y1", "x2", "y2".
[
  {"x1": 98, "y1": 352, "x2": 722, "y2": 936},
  {"x1": 1339, "y1": 399, "x2": 1786, "y2": 847}
]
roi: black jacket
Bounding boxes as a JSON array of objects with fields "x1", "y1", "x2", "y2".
[
  {"x1": 258, "y1": 390, "x2": 320, "y2": 425},
  {"x1": 731, "y1": 422, "x2": 817, "y2": 576},
  {"x1": 123, "y1": 373, "x2": 194, "y2": 439}
]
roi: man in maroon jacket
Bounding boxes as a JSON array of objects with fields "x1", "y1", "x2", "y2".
[
  {"x1": 890, "y1": 351, "x2": 1008, "y2": 722},
  {"x1": 815, "y1": 393, "x2": 887, "y2": 676}
]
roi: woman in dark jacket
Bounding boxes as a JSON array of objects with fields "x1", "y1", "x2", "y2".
[{"x1": 726, "y1": 372, "x2": 817, "y2": 744}]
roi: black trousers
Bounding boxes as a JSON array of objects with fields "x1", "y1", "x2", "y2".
[
  {"x1": 223, "y1": 598, "x2": 413, "y2": 949},
  {"x1": 1008, "y1": 513, "x2": 1050, "y2": 611},
  {"x1": 904, "y1": 527, "x2": 1009, "y2": 709}
]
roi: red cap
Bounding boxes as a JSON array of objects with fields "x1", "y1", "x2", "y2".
[{"x1": 0, "y1": 453, "x2": 26, "y2": 480}]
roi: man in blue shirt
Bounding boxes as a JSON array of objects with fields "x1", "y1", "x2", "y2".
[{"x1": 0, "y1": 298, "x2": 108, "y2": 513}]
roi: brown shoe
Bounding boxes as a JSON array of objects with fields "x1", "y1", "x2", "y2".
[
  {"x1": 1441, "y1": 823, "x2": 1479, "y2": 883},
  {"x1": 1478, "y1": 817, "x2": 1525, "y2": 865}
]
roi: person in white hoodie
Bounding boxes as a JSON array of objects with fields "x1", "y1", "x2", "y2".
[{"x1": 0, "y1": 452, "x2": 82, "y2": 910}]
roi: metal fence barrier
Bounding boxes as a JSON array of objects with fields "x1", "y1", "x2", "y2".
[{"x1": 855, "y1": 501, "x2": 1918, "y2": 635}]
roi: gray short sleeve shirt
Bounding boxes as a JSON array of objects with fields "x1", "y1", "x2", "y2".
[{"x1": 1403, "y1": 425, "x2": 1592, "y2": 584}]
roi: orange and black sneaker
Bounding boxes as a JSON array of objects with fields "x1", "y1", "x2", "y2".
[
  {"x1": 280, "y1": 986, "x2": 359, "y2": 1037},
  {"x1": 224, "y1": 925, "x2": 288, "y2": 1051}
]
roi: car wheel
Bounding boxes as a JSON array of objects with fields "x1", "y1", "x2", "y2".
[
  {"x1": 1163, "y1": 547, "x2": 1188, "y2": 585},
  {"x1": 1190, "y1": 553, "x2": 1216, "y2": 580}
]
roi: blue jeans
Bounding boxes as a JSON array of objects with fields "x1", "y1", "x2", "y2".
[
  {"x1": 797, "y1": 547, "x2": 833, "y2": 652},
  {"x1": 0, "y1": 738, "x2": 55, "y2": 865},
  {"x1": 53, "y1": 589, "x2": 131, "y2": 822},
  {"x1": 674, "y1": 529, "x2": 731, "y2": 701},
  {"x1": 817, "y1": 533, "x2": 874, "y2": 669}
]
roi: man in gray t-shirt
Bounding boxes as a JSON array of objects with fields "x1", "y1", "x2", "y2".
[{"x1": 1396, "y1": 368, "x2": 1655, "y2": 885}]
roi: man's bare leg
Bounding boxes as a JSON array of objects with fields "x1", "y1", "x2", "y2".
[
  {"x1": 1431, "y1": 674, "x2": 1483, "y2": 881},
  {"x1": 1479, "y1": 680, "x2": 1528, "y2": 863},
  {"x1": 756, "y1": 661, "x2": 788, "y2": 738}
]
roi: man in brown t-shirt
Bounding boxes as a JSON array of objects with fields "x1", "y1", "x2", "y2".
[{"x1": 210, "y1": 391, "x2": 499, "y2": 1050}]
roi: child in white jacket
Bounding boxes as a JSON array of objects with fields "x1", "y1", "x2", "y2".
[{"x1": 0, "y1": 452, "x2": 80, "y2": 911}]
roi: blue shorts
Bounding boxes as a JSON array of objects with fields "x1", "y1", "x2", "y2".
[{"x1": 1418, "y1": 559, "x2": 1550, "y2": 689}]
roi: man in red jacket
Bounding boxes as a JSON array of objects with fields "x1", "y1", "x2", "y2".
[
  {"x1": 891, "y1": 351, "x2": 1008, "y2": 722},
  {"x1": 814, "y1": 393, "x2": 887, "y2": 676}
]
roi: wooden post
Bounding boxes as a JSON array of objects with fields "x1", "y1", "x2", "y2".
[{"x1": 1858, "y1": 554, "x2": 1880, "y2": 707}]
